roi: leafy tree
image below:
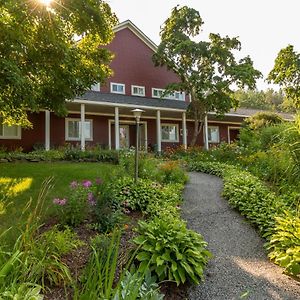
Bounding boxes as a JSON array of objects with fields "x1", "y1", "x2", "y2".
[
  {"x1": 0, "y1": 0, "x2": 118, "y2": 126},
  {"x1": 153, "y1": 6, "x2": 261, "y2": 145},
  {"x1": 268, "y1": 45, "x2": 300, "y2": 110},
  {"x1": 234, "y1": 88, "x2": 287, "y2": 112}
]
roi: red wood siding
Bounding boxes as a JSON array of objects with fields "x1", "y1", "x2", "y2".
[{"x1": 102, "y1": 28, "x2": 188, "y2": 101}]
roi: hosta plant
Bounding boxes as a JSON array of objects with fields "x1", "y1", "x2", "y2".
[
  {"x1": 265, "y1": 212, "x2": 300, "y2": 276},
  {"x1": 133, "y1": 216, "x2": 211, "y2": 286}
]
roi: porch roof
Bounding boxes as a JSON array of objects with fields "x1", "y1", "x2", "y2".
[{"x1": 76, "y1": 91, "x2": 188, "y2": 111}]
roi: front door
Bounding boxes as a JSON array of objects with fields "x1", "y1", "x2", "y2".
[{"x1": 119, "y1": 125, "x2": 130, "y2": 149}]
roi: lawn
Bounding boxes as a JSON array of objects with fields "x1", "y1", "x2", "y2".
[{"x1": 0, "y1": 162, "x2": 121, "y2": 241}]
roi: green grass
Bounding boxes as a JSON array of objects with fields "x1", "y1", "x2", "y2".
[{"x1": 0, "y1": 162, "x2": 121, "y2": 241}]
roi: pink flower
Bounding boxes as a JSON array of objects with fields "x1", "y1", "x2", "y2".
[
  {"x1": 82, "y1": 180, "x2": 92, "y2": 188},
  {"x1": 70, "y1": 181, "x2": 78, "y2": 189},
  {"x1": 95, "y1": 178, "x2": 103, "y2": 185},
  {"x1": 53, "y1": 198, "x2": 67, "y2": 206},
  {"x1": 87, "y1": 192, "x2": 96, "y2": 206}
]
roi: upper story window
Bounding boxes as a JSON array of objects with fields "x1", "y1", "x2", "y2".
[
  {"x1": 90, "y1": 82, "x2": 100, "y2": 92},
  {"x1": 161, "y1": 123, "x2": 179, "y2": 142},
  {"x1": 111, "y1": 82, "x2": 125, "y2": 94},
  {"x1": 131, "y1": 85, "x2": 145, "y2": 97},
  {"x1": 208, "y1": 126, "x2": 220, "y2": 143},
  {"x1": 65, "y1": 118, "x2": 93, "y2": 141},
  {"x1": 0, "y1": 117, "x2": 21, "y2": 139},
  {"x1": 152, "y1": 88, "x2": 185, "y2": 101}
]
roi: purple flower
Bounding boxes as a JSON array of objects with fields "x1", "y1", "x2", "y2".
[
  {"x1": 53, "y1": 198, "x2": 67, "y2": 206},
  {"x1": 82, "y1": 180, "x2": 92, "y2": 188},
  {"x1": 70, "y1": 181, "x2": 78, "y2": 189},
  {"x1": 87, "y1": 192, "x2": 96, "y2": 206},
  {"x1": 95, "y1": 178, "x2": 103, "y2": 185}
]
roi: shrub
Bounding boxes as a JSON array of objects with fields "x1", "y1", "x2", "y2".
[
  {"x1": 158, "y1": 161, "x2": 188, "y2": 184},
  {"x1": 112, "y1": 177, "x2": 182, "y2": 214},
  {"x1": 265, "y1": 212, "x2": 300, "y2": 276},
  {"x1": 133, "y1": 216, "x2": 212, "y2": 286},
  {"x1": 245, "y1": 111, "x2": 284, "y2": 130}
]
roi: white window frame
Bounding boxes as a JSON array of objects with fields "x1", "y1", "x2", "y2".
[
  {"x1": 90, "y1": 82, "x2": 100, "y2": 92},
  {"x1": 65, "y1": 118, "x2": 93, "y2": 141},
  {"x1": 152, "y1": 88, "x2": 185, "y2": 101},
  {"x1": 131, "y1": 85, "x2": 145, "y2": 97},
  {"x1": 110, "y1": 82, "x2": 125, "y2": 94},
  {"x1": 0, "y1": 118, "x2": 21, "y2": 140},
  {"x1": 207, "y1": 126, "x2": 220, "y2": 143},
  {"x1": 161, "y1": 123, "x2": 179, "y2": 143}
]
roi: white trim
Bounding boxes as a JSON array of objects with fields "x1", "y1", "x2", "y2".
[
  {"x1": 80, "y1": 103, "x2": 86, "y2": 151},
  {"x1": 65, "y1": 118, "x2": 93, "y2": 142},
  {"x1": 73, "y1": 99, "x2": 186, "y2": 113},
  {"x1": 228, "y1": 126, "x2": 241, "y2": 143},
  {"x1": 90, "y1": 83, "x2": 100, "y2": 92},
  {"x1": 114, "y1": 20, "x2": 157, "y2": 52},
  {"x1": 182, "y1": 112, "x2": 187, "y2": 149},
  {"x1": 115, "y1": 107, "x2": 120, "y2": 150},
  {"x1": 110, "y1": 82, "x2": 125, "y2": 94},
  {"x1": 0, "y1": 118, "x2": 21, "y2": 140},
  {"x1": 45, "y1": 110, "x2": 50, "y2": 151},
  {"x1": 207, "y1": 125, "x2": 220, "y2": 144},
  {"x1": 204, "y1": 115, "x2": 209, "y2": 150},
  {"x1": 131, "y1": 85, "x2": 145, "y2": 97},
  {"x1": 156, "y1": 110, "x2": 161, "y2": 152},
  {"x1": 161, "y1": 123, "x2": 179, "y2": 143}
]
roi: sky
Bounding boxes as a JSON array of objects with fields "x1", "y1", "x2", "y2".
[{"x1": 108, "y1": 0, "x2": 300, "y2": 91}]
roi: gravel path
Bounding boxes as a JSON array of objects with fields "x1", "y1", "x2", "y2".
[{"x1": 182, "y1": 172, "x2": 300, "y2": 300}]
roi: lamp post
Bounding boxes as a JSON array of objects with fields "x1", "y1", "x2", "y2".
[{"x1": 131, "y1": 109, "x2": 144, "y2": 183}]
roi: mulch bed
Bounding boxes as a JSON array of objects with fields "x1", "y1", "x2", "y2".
[{"x1": 42, "y1": 211, "x2": 189, "y2": 299}]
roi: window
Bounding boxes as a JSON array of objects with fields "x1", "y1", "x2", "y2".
[
  {"x1": 131, "y1": 85, "x2": 145, "y2": 97},
  {"x1": 90, "y1": 82, "x2": 100, "y2": 92},
  {"x1": 0, "y1": 117, "x2": 21, "y2": 139},
  {"x1": 65, "y1": 118, "x2": 93, "y2": 141},
  {"x1": 208, "y1": 126, "x2": 220, "y2": 143},
  {"x1": 110, "y1": 82, "x2": 125, "y2": 94},
  {"x1": 161, "y1": 124, "x2": 179, "y2": 142},
  {"x1": 152, "y1": 88, "x2": 185, "y2": 101}
]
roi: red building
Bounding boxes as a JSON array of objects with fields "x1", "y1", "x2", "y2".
[{"x1": 1, "y1": 20, "x2": 291, "y2": 152}]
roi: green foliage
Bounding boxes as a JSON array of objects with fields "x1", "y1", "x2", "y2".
[
  {"x1": 0, "y1": 0, "x2": 118, "y2": 125},
  {"x1": 234, "y1": 89, "x2": 288, "y2": 112},
  {"x1": 133, "y1": 216, "x2": 212, "y2": 286},
  {"x1": 0, "y1": 283, "x2": 43, "y2": 300},
  {"x1": 268, "y1": 44, "x2": 300, "y2": 110},
  {"x1": 112, "y1": 177, "x2": 182, "y2": 214},
  {"x1": 157, "y1": 161, "x2": 188, "y2": 184},
  {"x1": 93, "y1": 180, "x2": 124, "y2": 233},
  {"x1": 113, "y1": 269, "x2": 164, "y2": 300},
  {"x1": 76, "y1": 230, "x2": 120, "y2": 299},
  {"x1": 245, "y1": 111, "x2": 284, "y2": 130},
  {"x1": 265, "y1": 212, "x2": 300, "y2": 276},
  {"x1": 153, "y1": 5, "x2": 261, "y2": 144}
]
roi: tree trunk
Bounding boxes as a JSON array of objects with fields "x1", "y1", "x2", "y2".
[{"x1": 190, "y1": 118, "x2": 203, "y2": 146}]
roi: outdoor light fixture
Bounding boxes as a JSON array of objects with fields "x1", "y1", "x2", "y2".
[{"x1": 131, "y1": 109, "x2": 144, "y2": 183}]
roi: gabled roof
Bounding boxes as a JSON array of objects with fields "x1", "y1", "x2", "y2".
[{"x1": 114, "y1": 20, "x2": 158, "y2": 52}]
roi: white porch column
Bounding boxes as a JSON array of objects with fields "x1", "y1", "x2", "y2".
[
  {"x1": 156, "y1": 110, "x2": 161, "y2": 153},
  {"x1": 115, "y1": 107, "x2": 120, "y2": 150},
  {"x1": 182, "y1": 112, "x2": 187, "y2": 150},
  {"x1": 45, "y1": 110, "x2": 50, "y2": 151},
  {"x1": 204, "y1": 114, "x2": 209, "y2": 151},
  {"x1": 80, "y1": 103, "x2": 85, "y2": 151}
]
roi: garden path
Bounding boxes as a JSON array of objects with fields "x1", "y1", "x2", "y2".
[{"x1": 182, "y1": 172, "x2": 300, "y2": 300}]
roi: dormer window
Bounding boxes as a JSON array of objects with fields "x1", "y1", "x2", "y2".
[
  {"x1": 152, "y1": 88, "x2": 185, "y2": 101},
  {"x1": 111, "y1": 82, "x2": 125, "y2": 94},
  {"x1": 90, "y1": 82, "x2": 100, "y2": 92},
  {"x1": 131, "y1": 85, "x2": 145, "y2": 97}
]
